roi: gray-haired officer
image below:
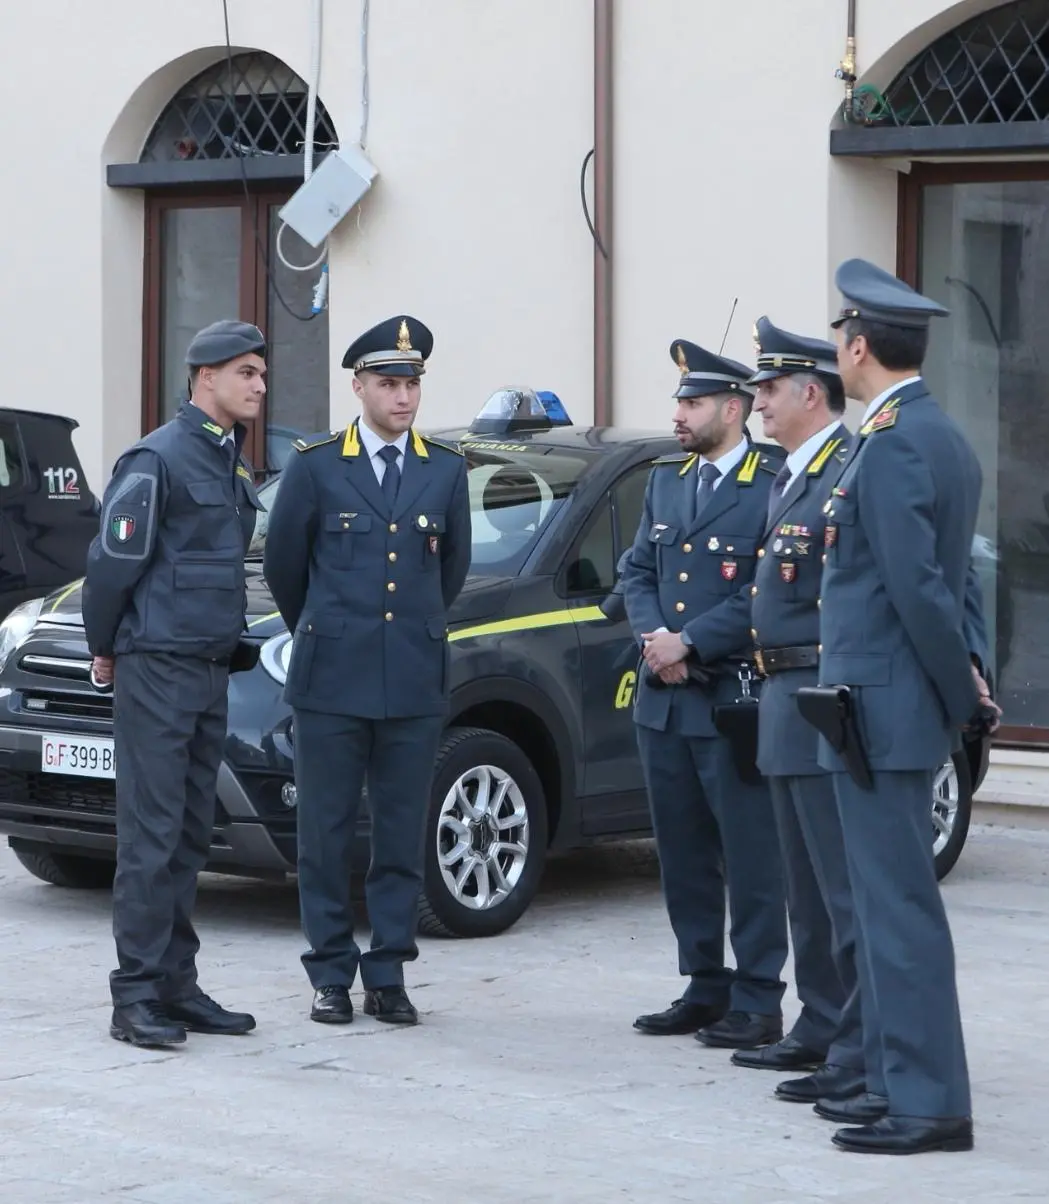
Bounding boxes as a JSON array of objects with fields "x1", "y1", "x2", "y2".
[
  {"x1": 264, "y1": 315, "x2": 471, "y2": 1027},
  {"x1": 83, "y1": 320, "x2": 266, "y2": 1048},
  {"x1": 727, "y1": 317, "x2": 875, "y2": 1108},
  {"x1": 622, "y1": 341, "x2": 788, "y2": 1049},
  {"x1": 815, "y1": 260, "x2": 990, "y2": 1155}
]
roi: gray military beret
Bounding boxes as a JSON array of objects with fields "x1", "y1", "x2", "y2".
[{"x1": 185, "y1": 320, "x2": 267, "y2": 367}]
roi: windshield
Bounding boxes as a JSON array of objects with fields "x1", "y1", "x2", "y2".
[{"x1": 246, "y1": 441, "x2": 594, "y2": 576}]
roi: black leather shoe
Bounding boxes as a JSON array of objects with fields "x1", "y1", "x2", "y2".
[
  {"x1": 633, "y1": 999, "x2": 726, "y2": 1036},
  {"x1": 165, "y1": 993, "x2": 256, "y2": 1035},
  {"x1": 776, "y1": 1063, "x2": 865, "y2": 1103},
  {"x1": 311, "y1": 986, "x2": 354, "y2": 1024},
  {"x1": 832, "y1": 1115, "x2": 974, "y2": 1155},
  {"x1": 110, "y1": 1001, "x2": 186, "y2": 1048},
  {"x1": 695, "y1": 1010, "x2": 783, "y2": 1049},
  {"x1": 363, "y1": 986, "x2": 419, "y2": 1025},
  {"x1": 815, "y1": 1092, "x2": 889, "y2": 1124},
  {"x1": 732, "y1": 1034, "x2": 825, "y2": 1071}
]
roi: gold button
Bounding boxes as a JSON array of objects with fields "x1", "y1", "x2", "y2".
[
  {"x1": 750, "y1": 586, "x2": 758, "y2": 597},
  {"x1": 389, "y1": 523, "x2": 398, "y2": 533},
  {"x1": 817, "y1": 598, "x2": 822, "y2": 609},
  {"x1": 387, "y1": 582, "x2": 396, "y2": 592},
  {"x1": 388, "y1": 552, "x2": 397, "y2": 562},
  {"x1": 306, "y1": 624, "x2": 313, "y2": 633},
  {"x1": 818, "y1": 643, "x2": 823, "y2": 652},
  {"x1": 682, "y1": 543, "x2": 692, "y2": 553},
  {"x1": 821, "y1": 553, "x2": 827, "y2": 565},
  {"x1": 385, "y1": 611, "x2": 394, "y2": 621},
  {"x1": 758, "y1": 548, "x2": 766, "y2": 558},
  {"x1": 678, "y1": 572, "x2": 689, "y2": 582},
  {"x1": 751, "y1": 628, "x2": 758, "y2": 639},
  {"x1": 675, "y1": 602, "x2": 686, "y2": 613},
  {"x1": 342, "y1": 521, "x2": 349, "y2": 529}
]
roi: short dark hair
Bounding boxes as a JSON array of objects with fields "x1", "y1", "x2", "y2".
[
  {"x1": 842, "y1": 317, "x2": 927, "y2": 372},
  {"x1": 793, "y1": 372, "x2": 846, "y2": 415},
  {"x1": 711, "y1": 388, "x2": 753, "y2": 423},
  {"x1": 189, "y1": 365, "x2": 203, "y2": 391}
]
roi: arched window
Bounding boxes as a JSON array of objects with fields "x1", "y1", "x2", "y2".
[
  {"x1": 108, "y1": 52, "x2": 339, "y2": 470},
  {"x1": 832, "y1": 1, "x2": 1049, "y2": 155}
]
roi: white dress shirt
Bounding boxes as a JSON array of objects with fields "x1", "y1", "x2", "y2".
[
  {"x1": 780, "y1": 419, "x2": 842, "y2": 491},
  {"x1": 358, "y1": 418, "x2": 409, "y2": 484},
  {"x1": 860, "y1": 375, "x2": 922, "y2": 427},
  {"x1": 697, "y1": 436, "x2": 749, "y2": 491}
]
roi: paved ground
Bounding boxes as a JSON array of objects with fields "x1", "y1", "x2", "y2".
[{"x1": 1, "y1": 823, "x2": 1047, "y2": 1203}]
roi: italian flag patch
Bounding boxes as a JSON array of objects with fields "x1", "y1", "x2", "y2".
[{"x1": 111, "y1": 515, "x2": 135, "y2": 542}]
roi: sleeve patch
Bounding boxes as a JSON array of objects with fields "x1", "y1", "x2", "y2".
[{"x1": 101, "y1": 471, "x2": 157, "y2": 560}]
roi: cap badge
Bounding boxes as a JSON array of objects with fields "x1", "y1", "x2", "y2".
[
  {"x1": 675, "y1": 343, "x2": 688, "y2": 376},
  {"x1": 397, "y1": 320, "x2": 413, "y2": 353},
  {"x1": 752, "y1": 323, "x2": 762, "y2": 355}
]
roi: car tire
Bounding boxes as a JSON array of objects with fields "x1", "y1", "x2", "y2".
[
  {"x1": 10, "y1": 842, "x2": 116, "y2": 890},
  {"x1": 418, "y1": 726, "x2": 548, "y2": 939},
  {"x1": 933, "y1": 749, "x2": 973, "y2": 882}
]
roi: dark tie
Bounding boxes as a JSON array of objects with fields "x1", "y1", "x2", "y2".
[
  {"x1": 378, "y1": 444, "x2": 401, "y2": 509},
  {"x1": 695, "y1": 462, "x2": 721, "y2": 518},
  {"x1": 767, "y1": 464, "x2": 791, "y2": 522}
]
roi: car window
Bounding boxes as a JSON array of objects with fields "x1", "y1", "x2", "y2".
[
  {"x1": 0, "y1": 422, "x2": 24, "y2": 490},
  {"x1": 564, "y1": 500, "x2": 616, "y2": 596},
  {"x1": 246, "y1": 441, "x2": 596, "y2": 577},
  {"x1": 613, "y1": 463, "x2": 652, "y2": 556}
]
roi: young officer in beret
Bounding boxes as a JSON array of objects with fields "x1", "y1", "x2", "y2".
[{"x1": 84, "y1": 320, "x2": 266, "y2": 1048}]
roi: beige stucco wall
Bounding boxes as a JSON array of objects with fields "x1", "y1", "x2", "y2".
[{"x1": 0, "y1": 0, "x2": 1018, "y2": 488}]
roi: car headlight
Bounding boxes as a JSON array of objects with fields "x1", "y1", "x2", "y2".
[
  {"x1": 0, "y1": 597, "x2": 46, "y2": 675},
  {"x1": 260, "y1": 632, "x2": 294, "y2": 686}
]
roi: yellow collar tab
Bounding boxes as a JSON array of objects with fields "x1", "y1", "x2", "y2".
[{"x1": 806, "y1": 436, "x2": 844, "y2": 476}]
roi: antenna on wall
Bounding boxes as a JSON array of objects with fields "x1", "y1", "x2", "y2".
[{"x1": 718, "y1": 297, "x2": 739, "y2": 355}]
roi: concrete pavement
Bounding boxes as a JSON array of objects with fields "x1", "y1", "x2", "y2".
[{"x1": 0, "y1": 824, "x2": 1047, "y2": 1203}]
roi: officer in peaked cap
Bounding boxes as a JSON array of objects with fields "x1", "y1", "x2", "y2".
[
  {"x1": 620, "y1": 337, "x2": 789, "y2": 1050},
  {"x1": 812, "y1": 259, "x2": 994, "y2": 1154},
  {"x1": 82, "y1": 319, "x2": 267, "y2": 1048},
  {"x1": 724, "y1": 315, "x2": 875, "y2": 1101},
  {"x1": 264, "y1": 314, "x2": 471, "y2": 1028}
]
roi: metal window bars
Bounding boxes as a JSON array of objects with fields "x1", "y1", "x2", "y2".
[
  {"x1": 140, "y1": 51, "x2": 339, "y2": 162},
  {"x1": 856, "y1": 1, "x2": 1049, "y2": 127}
]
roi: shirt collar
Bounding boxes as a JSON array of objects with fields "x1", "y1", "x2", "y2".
[
  {"x1": 784, "y1": 419, "x2": 842, "y2": 484},
  {"x1": 178, "y1": 399, "x2": 242, "y2": 450},
  {"x1": 698, "y1": 436, "x2": 749, "y2": 482},
  {"x1": 358, "y1": 417, "x2": 410, "y2": 460},
  {"x1": 861, "y1": 376, "x2": 922, "y2": 425}
]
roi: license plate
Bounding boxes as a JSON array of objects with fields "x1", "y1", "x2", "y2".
[{"x1": 41, "y1": 734, "x2": 116, "y2": 779}]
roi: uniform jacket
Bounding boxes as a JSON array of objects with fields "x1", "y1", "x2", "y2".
[
  {"x1": 83, "y1": 401, "x2": 261, "y2": 660},
  {"x1": 818, "y1": 378, "x2": 983, "y2": 773},
  {"x1": 751, "y1": 424, "x2": 851, "y2": 777},
  {"x1": 621, "y1": 443, "x2": 779, "y2": 736},
  {"x1": 263, "y1": 419, "x2": 472, "y2": 720}
]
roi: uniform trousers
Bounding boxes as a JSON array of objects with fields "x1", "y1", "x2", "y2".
[
  {"x1": 293, "y1": 710, "x2": 445, "y2": 991},
  {"x1": 110, "y1": 652, "x2": 229, "y2": 1006}
]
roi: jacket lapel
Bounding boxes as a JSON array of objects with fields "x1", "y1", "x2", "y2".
[
  {"x1": 391, "y1": 429, "x2": 432, "y2": 522},
  {"x1": 764, "y1": 424, "x2": 849, "y2": 537},
  {"x1": 339, "y1": 421, "x2": 390, "y2": 516}
]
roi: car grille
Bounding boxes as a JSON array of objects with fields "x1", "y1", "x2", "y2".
[
  {"x1": 0, "y1": 767, "x2": 116, "y2": 816},
  {"x1": 19, "y1": 690, "x2": 113, "y2": 722}
]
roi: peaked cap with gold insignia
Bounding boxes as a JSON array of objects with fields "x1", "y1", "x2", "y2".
[
  {"x1": 669, "y1": 339, "x2": 755, "y2": 401},
  {"x1": 341, "y1": 315, "x2": 434, "y2": 376},
  {"x1": 748, "y1": 315, "x2": 840, "y2": 385}
]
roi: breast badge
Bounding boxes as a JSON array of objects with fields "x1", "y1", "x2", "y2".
[
  {"x1": 721, "y1": 559, "x2": 738, "y2": 581},
  {"x1": 780, "y1": 563, "x2": 797, "y2": 583},
  {"x1": 825, "y1": 525, "x2": 838, "y2": 549}
]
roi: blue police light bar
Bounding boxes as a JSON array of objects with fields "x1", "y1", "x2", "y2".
[{"x1": 469, "y1": 387, "x2": 573, "y2": 434}]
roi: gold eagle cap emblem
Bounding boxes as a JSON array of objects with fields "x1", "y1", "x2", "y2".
[
  {"x1": 752, "y1": 322, "x2": 762, "y2": 356},
  {"x1": 675, "y1": 343, "x2": 689, "y2": 376},
  {"x1": 396, "y1": 319, "x2": 413, "y2": 353}
]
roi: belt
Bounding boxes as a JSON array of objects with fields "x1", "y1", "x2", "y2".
[{"x1": 754, "y1": 645, "x2": 820, "y2": 676}]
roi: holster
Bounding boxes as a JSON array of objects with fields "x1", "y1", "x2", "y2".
[
  {"x1": 795, "y1": 685, "x2": 874, "y2": 790},
  {"x1": 230, "y1": 639, "x2": 261, "y2": 674},
  {"x1": 712, "y1": 664, "x2": 762, "y2": 786}
]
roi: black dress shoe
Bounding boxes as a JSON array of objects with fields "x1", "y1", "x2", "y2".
[
  {"x1": 776, "y1": 1063, "x2": 865, "y2": 1103},
  {"x1": 695, "y1": 1010, "x2": 783, "y2": 1049},
  {"x1": 833, "y1": 1115, "x2": 974, "y2": 1155},
  {"x1": 815, "y1": 1092, "x2": 889, "y2": 1124},
  {"x1": 110, "y1": 1001, "x2": 186, "y2": 1048},
  {"x1": 363, "y1": 986, "x2": 419, "y2": 1025},
  {"x1": 311, "y1": 986, "x2": 355, "y2": 1024},
  {"x1": 165, "y1": 993, "x2": 256, "y2": 1035},
  {"x1": 731, "y1": 1034, "x2": 825, "y2": 1071},
  {"x1": 633, "y1": 999, "x2": 726, "y2": 1036}
]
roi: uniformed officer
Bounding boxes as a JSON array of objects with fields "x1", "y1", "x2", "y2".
[
  {"x1": 726, "y1": 317, "x2": 876, "y2": 1109},
  {"x1": 83, "y1": 319, "x2": 266, "y2": 1048},
  {"x1": 816, "y1": 260, "x2": 989, "y2": 1155},
  {"x1": 263, "y1": 315, "x2": 471, "y2": 1027},
  {"x1": 622, "y1": 340, "x2": 789, "y2": 1049}
]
